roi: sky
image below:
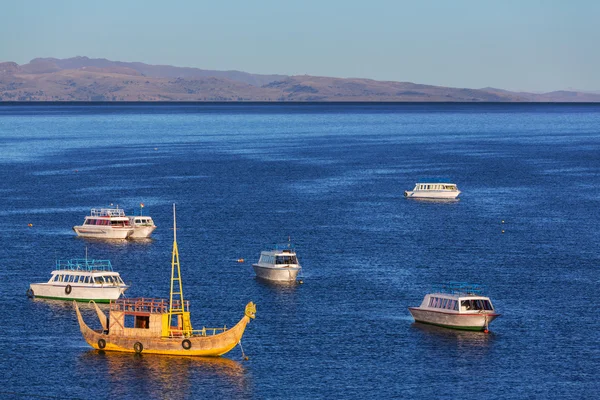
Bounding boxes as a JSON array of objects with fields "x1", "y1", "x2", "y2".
[{"x1": 1, "y1": 0, "x2": 599, "y2": 93}]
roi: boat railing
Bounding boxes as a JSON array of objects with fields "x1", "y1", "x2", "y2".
[
  {"x1": 56, "y1": 258, "x2": 114, "y2": 271},
  {"x1": 110, "y1": 298, "x2": 190, "y2": 314},
  {"x1": 435, "y1": 282, "x2": 484, "y2": 295},
  {"x1": 417, "y1": 178, "x2": 454, "y2": 184},
  {"x1": 90, "y1": 208, "x2": 126, "y2": 217},
  {"x1": 163, "y1": 326, "x2": 228, "y2": 338}
]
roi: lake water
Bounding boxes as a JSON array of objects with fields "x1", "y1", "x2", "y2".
[{"x1": 0, "y1": 103, "x2": 598, "y2": 399}]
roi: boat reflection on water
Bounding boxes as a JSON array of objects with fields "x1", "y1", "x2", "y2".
[
  {"x1": 408, "y1": 198, "x2": 460, "y2": 204},
  {"x1": 255, "y1": 274, "x2": 302, "y2": 296},
  {"x1": 74, "y1": 237, "x2": 154, "y2": 247},
  {"x1": 77, "y1": 351, "x2": 249, "y2": 396},
  {"x1": 410, "y1": 322, "x2": 495, "y2": 349}
]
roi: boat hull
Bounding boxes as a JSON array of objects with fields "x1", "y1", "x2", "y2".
[
  {"x1": 30, "y1": 283, "x2": 126, "y2": 303},
  {"x1": 73, "y1": 226, "x2": 133, "y2": 239},
  {"x1": 252, "y1": 264, "x2": 300, "y2": 282},
  {"x1": 129, "y1": 225, "x2": 156, "y2": 239},
  {"x1": 404, "y1": 190, "x2": 461, "y2": 199},
  {"x1": 408, "y1": 307, "x2": 499, "y2": 331},
  {"x1": 74, "y1": 302, "x2": 252, "y2": 356}
]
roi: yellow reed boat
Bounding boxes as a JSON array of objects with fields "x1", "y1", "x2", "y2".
[{"x1": 73, "y1": 204, "x2": 256, "y2": 356}]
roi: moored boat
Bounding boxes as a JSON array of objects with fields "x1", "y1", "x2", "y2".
[
  {"x1": 128, "y1": 215, "x2": 157, "y2": 239},
  {"x1": 408, "y1": 283, "x2": 500, "y2": 331},
  {"x1": 404, "y1": 180, "x2": 461, "y2": 199},
  {"x1": 29, "y1": 258, "x2": 128, "y2": 303},
  {"x1": 73, "y1": 207, "x2": 157, "y2": 239},
  {"x1": 73, "y1": 208, "x2": 134, "y2": 239},
  {"x1": 252, "y1": 243, "x2": 302, "y2": 282},
  {"x1": 74, "y1": 204, "x2": 256, "y2": 356}
]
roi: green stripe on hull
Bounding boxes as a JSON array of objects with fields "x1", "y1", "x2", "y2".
[
  {"x1": 34, "y1": 295, "x2": 111, "y2": 303},
  {"x1": 415, "y1": 320, "x2": 485, "y2": 331}
]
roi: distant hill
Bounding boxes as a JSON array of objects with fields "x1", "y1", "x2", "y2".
[{"x1": 1, "y1": 56, "x2": 599, "y2": 102}]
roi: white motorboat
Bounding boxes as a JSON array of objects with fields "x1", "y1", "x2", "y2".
[
  {"x1": 408, "y1": 283, "x2": 500, "y2": 331},
  {"x1": 73, "y1": 207, "x2": 156, "y2": 239},
  {"x1": 128, "y1": 215, "x2": 157, "y2": 239},
  {"x1": 252, "y1": 244, "x2": 302, "y2": 282},
  {"x1": 28, "y1": 258, "x2": 128, "y2": 303},
  {"x1": 404, "y1": 180, "x2": 461, "y2": 199},
  {"x1": 73, "y1": 208, "x2": 134, "y2": 239}
]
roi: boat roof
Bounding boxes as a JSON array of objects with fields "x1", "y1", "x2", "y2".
[
  {"x1": 261, "y1": 248, "x2": 297, "y2": 256},
  {"x1": 55, "y1": 258, "x2": 115, "y2": 272},
  {"x1": 89, "y1": 208, "x2": 126, "y2": 217},
  {"x1": 50, "y1": 269, "x2": 121, "y2": 276},
  {"x1": 427, "y1": 292, "x2": 490, "y2": 300}
]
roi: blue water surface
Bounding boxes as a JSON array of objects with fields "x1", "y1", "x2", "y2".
[{"x1": 0, "y1": 103, "x2": 598, "y2": 399}]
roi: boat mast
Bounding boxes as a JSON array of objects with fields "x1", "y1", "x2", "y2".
[{"x1": 168, "y1": 203, "x2": 193, "y2": 336}]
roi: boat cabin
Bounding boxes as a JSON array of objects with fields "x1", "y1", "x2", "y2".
[
  {"x1": 413, "y1": 183, "x2": 458, "y2": 191},
  {"x1": 131, "y1": 216, "x2": 154, "y2": 226},
  {"x1": 106, "y1": 298, "x2": 219, "y2": 339},
  {"x1": 258, "y1": 250, "x2": 299, "y2": 266},
  {"x1": 49, "y1": 259, "x2": 125, "y2": 285},
  {"x1": 424, "y1": 294, "x2": 495, "y2": 312},
  {"x1": 83, "y1": 208, "x2": 131, "y2": 227},
  {"x1": 49, "y1": 271, "x2": 124, "y2": 285}
]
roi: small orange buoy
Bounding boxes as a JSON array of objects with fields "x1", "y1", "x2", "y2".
[
  {"x1": 237, "y1": 258, "x2": 244, "y2": 263},
  {"x1": 484, "y1": 329, "x2": 489, "y2": 334},
  {"x1": 28, "y1": 223, "x2": 33, "y2": 227}
]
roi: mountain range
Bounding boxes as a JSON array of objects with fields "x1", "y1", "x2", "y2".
[{"x1": 1, "y1": 56, "x2": 599, "y2": 102}]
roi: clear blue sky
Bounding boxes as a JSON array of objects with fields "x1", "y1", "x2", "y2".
[{"x1": 1, "y1": 0, "x2": 598, "y2": 92}]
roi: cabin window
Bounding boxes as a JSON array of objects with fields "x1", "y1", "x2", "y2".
[
  {"x1": 135, "y1": 316, "x2": 150, "y2": 329},
  {"x1": 276, "y1": 255, "x2": 297, "y2": 264},
  {"x1": 483, "y1": 300, "x2": 493, "y2": 310},
  {"x1": 461, "y1": 300, "x2": 471, "y2": 310},
  {"x1": 105, "y1": 276, "x2": 114, "y2": 284},
  {"x1": 73, "y1": 276, "x2": 79, "y2": 283},
  {"x1": 441, "y1": 299, "x2": 448, "y2": 309},
  {"x1": 94, "y1": 277, "x2": 104, "y2": 284}
]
